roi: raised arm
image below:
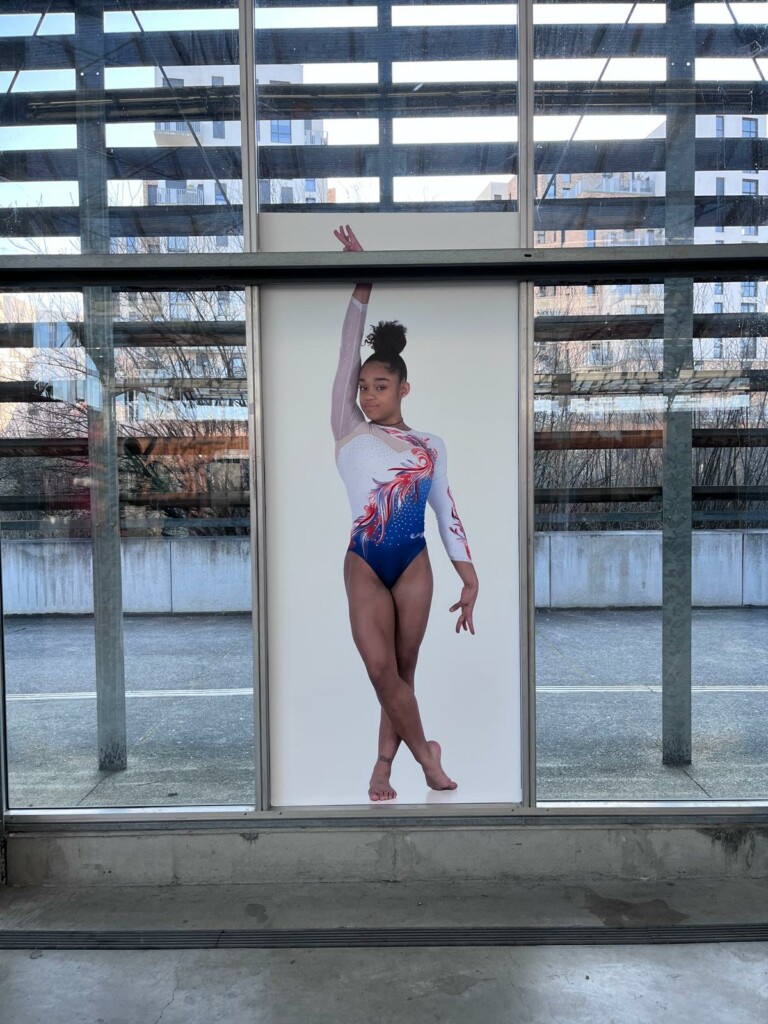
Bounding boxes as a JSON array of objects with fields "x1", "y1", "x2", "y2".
[{"x1": 331, "y1": 226, "x2": 372, "y2": 441}]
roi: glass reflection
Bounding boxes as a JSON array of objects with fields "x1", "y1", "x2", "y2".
[
  {"x1": 1, "y1": 287, "x2": 254, "y2": 808},
  {"x1": 534, "y1": 277, "x2": 768, "y2": 801}
]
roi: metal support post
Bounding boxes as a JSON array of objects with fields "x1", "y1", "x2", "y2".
[
  {"x1": 661, "y1": 0, "x2": 696, "y2": 765},
  {"x1": 76, "y1": 1, "x2": 127, "y2": 771},
  {"x1": 662, "y1": 278, "x2": 694, "y2": 765},
  {"x1": 517, "y1": 0, "x2": 536, "y2": 806},
  {"x1": 240, "y1": 0, "x2": 269, "y2": 809}
]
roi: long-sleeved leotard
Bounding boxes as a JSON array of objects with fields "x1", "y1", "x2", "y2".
[{"x1": 332, "y1": 295, "x2": 472, "y2": 589}]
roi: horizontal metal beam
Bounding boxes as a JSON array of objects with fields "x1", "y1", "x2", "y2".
[{"x1": 3, "y1": 244, "x2": 768, "y2": 289}]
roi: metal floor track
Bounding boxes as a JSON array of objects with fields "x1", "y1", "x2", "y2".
[{"x1": 1, "y1": 925, "x2": 768, "y2": 950}]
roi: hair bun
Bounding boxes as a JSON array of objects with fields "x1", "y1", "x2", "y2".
[{"x1": 365, "y1": 320, "x2": 407, "y2": 359}]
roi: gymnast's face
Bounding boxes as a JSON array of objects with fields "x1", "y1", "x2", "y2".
[{"x1": 358, "y1": 361, "x2": 410, "y2": 424}]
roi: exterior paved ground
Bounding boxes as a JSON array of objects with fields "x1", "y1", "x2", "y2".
[{"x1": 2, "y1": 608, "x2": 767, "y2": 807}]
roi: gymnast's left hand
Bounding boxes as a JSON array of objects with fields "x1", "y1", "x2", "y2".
[{"x1": 450, "y1": 582, "x2": 478, "y2": 635}]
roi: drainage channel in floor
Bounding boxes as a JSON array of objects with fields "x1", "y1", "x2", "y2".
[{"x1": 1, "y1": 925, "x2": 768, "y2": 950}]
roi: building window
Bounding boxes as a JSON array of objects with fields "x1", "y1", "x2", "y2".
[
  {"x1": 586, "y1": 229, "x2": 596, "y2": 248},
  {"x1": 742, "y1": 281, "x2": 757, "y2": 297},
  {"x1": 305, "y1": 178, "x2": 316, "y2": 192},
  {"x1": 714, "y1": 281, "x2": 724, "y2": 295},
  {"x1": 716, "y1": 224, "x2": 725, "y2": 233},
  {"x1": 588, "y1": 341, "x2": 611, "y2": 365},
  {"x1": 715, "y1": 114, "x2": 725, "y2": 138},
  {"x1": 216, "y1": 292, "x2": 231, "y2": 317},
  {"x1": 743, "y1": 225, "x2": 759, "y2": 236},
  {"x1": 280, "y1": 186, "x2": 294, "y2": 203},
  {"x1": 536, "y1": 231, "x2": 548, "y2": 244},
  {"x1": 271, "y1": 120, "x2": 291, "y2": 143},
  {"x1": 630, "y1": 305, "x2": 648, "y2": 315},
  {"x1": 215, "y1": 235, "x2": 229, "y2": 247},
  {"x1": 212, "y1": 75, "x2": 225, "y2": 138},
  {"x1": 714, "y1": 302, "x2": 723, "y2": 314},
  {"x1": 169, "y1": 291, "x2": 190, "y2": 318},
  {"x1": 167, "y1": 236, "x2": 188, "y2": 252},
  {"x1": 742, "y1": 117, "x2": 758, "y2": 139},
  {"x1": 742, "y1": 179, "x2": 758, "y2": 196},
  {"x1": 740, "y1": 336, "x2": 757, "y2": 359},
  {"x1": 305, "y1": 197, "x2": 316, "y2": 203},
  {"x1": 715, "y1": 176, "x2": 725, "y2": 196},
  {"x1": 586, "y1": 285, "x2": 596, "y2": 297},
  {"x1": 712, "y1": 338, "x2": 723, "y2": 359},
  {"x1": 215, "y1": 183, "x2": 227, "y2": 205},
  {"x1": 741, "y1": 302, "x2": 756, "y2": 314}
]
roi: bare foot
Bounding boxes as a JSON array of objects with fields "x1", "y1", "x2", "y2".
[
  {"x1": 421, "y1": 740, "x2": 458, "y2": 791},
  {"x1": 369, "y1": 760, "x2": 397, "y2": 801}
]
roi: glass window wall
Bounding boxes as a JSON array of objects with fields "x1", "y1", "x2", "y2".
[
  {"x1": 534, "y1": 274, "x2": 768, "y2": 801},
  {"x1": 0, "y1": 285, "x2": 253, "y2": 807}
]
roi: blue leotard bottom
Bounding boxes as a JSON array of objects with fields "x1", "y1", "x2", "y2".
[{"x1": 348, "y1": 534, "x2": 427, "y2": 590}]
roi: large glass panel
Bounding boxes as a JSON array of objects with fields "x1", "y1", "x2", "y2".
[
  {"x1": 0, "y1": 0, "x2": 242, "y2": 257},
  {"x1": 534, "y1": 274, "x2": 768, "y2": 801},
  {"x1": 533, "y1": 0, "x2": 768, "y2": 247},
  {"x1": 0, "y1": 285, "x2": 254, "y2": 807},
  {"x1": 254, "y1": 2, "x2": 519, "y2": 226}
]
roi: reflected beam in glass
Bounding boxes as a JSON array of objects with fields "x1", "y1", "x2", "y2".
[{"x1": 76, "y1": 2, "x2": 127, "y2": 772}]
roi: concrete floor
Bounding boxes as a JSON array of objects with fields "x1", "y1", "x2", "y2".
[
  {"x1": 2, "y1": 943, "x2": 766, "y2": 1024},
  {"x1": 1, "y1": 881, "x2": 767, "y2": 1023},
  {"x1": 3, "y1": 608, "x2": 768, "y2": 807}
]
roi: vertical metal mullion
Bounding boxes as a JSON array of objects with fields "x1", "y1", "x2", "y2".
[
  {"x1": 379, "y1": 0, "x2": 394, "y2": 209},
  {"x1": 661, "y1": 0, "x2": 695, "y2": 765},
  {"x1": 517, "y1": 0, "x2": 535, "y2": 250},
  {"x1": 77, "y1": 0, "x2": 127, "y2": 773},
  {"x1": 239, "y1": 0, "x2": 270, "y2": 811},
  {"x1": 0, "y1": 538, "x2": 7, "y2": 877},
  {"x1": 517, "y1": 0, "x2": 536, "y2": 807}
]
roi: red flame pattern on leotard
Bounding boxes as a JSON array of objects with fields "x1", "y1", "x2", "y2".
[
  {"x1": 351, "y1": 432, "x2": 437, "y2": 547},
  {"x1": 447, "y1": 485, "x2": 472, "y2": 560}
]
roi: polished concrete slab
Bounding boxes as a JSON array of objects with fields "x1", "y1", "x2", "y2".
[
  {"x1": 2, "y1": 881, "x2": 766, "y2": 1022},
  {"x1": 1, "y1": 943, "x2": 766, "y2": 1024}
]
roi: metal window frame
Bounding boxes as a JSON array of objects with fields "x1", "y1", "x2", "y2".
[
  {"x1": 4, "y1": 243, "x2": 768, "y2": 828},
  {"x1": 2, "y1": 0, "x2": 768, "y2": 831}
]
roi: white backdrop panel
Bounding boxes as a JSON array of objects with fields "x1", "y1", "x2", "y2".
[{"x1": 263, "y1": 280, "x2": 521, "y2": 806}]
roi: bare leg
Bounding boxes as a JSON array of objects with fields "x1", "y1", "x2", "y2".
[
  {"x1": 370, "y1": 550, "x2": 434, "y2": 798},
  {"x1": 344, "y1": 551, "x2": 456, "y2": 796}
]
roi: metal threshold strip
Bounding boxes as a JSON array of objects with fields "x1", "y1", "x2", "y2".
[{"x1": 1, "y1": 925, "x2": 767, "y2": 950}]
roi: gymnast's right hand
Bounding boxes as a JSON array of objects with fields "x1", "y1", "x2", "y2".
[{"x1": 334, "y1": 224, "x2": 363, "y2": 252}]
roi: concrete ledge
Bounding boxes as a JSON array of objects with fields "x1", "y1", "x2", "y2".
[{"x1": 7, "y1": 824, "x2": 768, "y2": 885}]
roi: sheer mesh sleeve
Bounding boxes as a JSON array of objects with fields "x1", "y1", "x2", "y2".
[
  {"x1": 427, "y1": 435, "x2": 472, "y2": 563},
  {"x1": 331, "y1": 296, "x2": 367, "y2": 441}
]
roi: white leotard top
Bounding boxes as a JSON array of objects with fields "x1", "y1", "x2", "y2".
[{"x1": 331, "y1": 296, "x2": 472, "y2": 562}]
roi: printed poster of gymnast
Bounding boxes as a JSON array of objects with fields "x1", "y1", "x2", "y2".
[{"x1": 330, "y1": 225, "x2": 479, "y2": 803}]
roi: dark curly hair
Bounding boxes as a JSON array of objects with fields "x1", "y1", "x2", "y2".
[{"x1": 363, "y1": 320, "x2": 408, "y2": 382}]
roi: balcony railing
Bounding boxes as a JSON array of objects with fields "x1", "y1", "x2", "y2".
[
  {"x1": 153, "y1": 187, "x2": 205, "y2": 205},
  {"x1": 598, "y1": 177, "x2": 657, "y2": 195}
]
